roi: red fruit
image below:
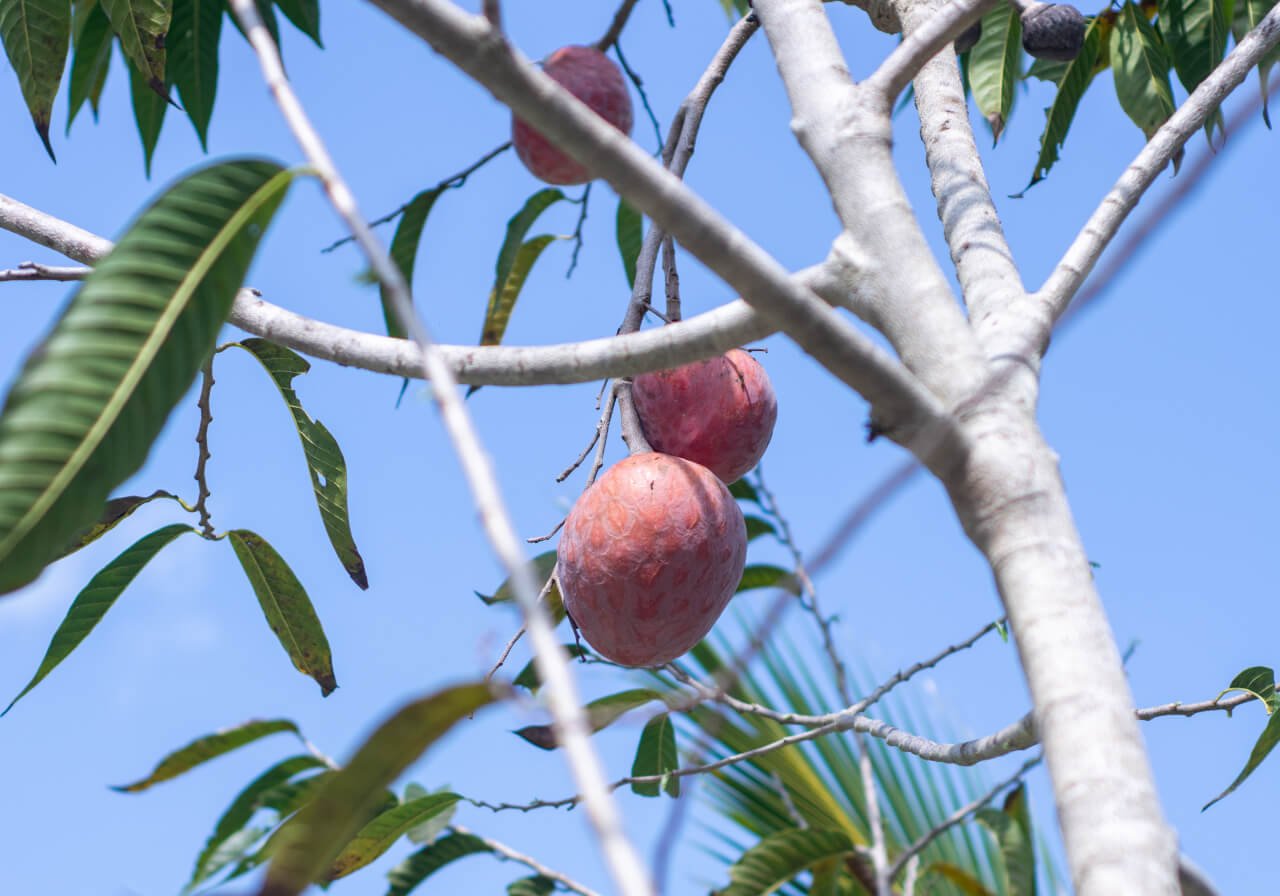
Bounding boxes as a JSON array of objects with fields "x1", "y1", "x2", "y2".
[
  {"x1": 631, "y1": 349, "x2": 778, "y2": 484},
  {"x1": 513, "y1": 46, "x2": 634, "y2": 185},
  {"x1": 557, "y1": 453, "x2": 747, "y2": 668}
]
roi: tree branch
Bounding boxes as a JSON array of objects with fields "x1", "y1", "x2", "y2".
[
  {"x1": 864, "y1": 0, "x2": 999, "y2": 102},
  {"x1": 449, "y1": 824, "x2": 603, "y2": 896},
  {"x1": 0, "y1": 261, "x2": 89, "y2": 282}
]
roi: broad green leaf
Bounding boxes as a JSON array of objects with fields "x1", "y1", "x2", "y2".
[
  {"x1": 477, "y1": 188, "x2": 565, "y2": 346},
  {"x1": 736, "y1": 564, "x2": 801, "y2": 595},
  {"x1": 1233, "y1": 0, "x2": 1280, "y2": 126},
  {"x1": 1221, "y1": 665, "x2": 1277, "y2": 712},
  {"x1": 508, "y1": 876, "x2": 556, "y2": 896},
  {"x1": 128, "y1": 59, "x2": 167, "y2": 176},
  {"x1": 232, "y1": 339, "x2": 367, "y2": 589},
  {"x1": 56, "y1": 488, "x2": 178, "y2": 559},
  {"x1": 1025, "y1": 56, "x2": 1068, "y2": 82},
  {"x1": 228, "y1": 529, "x2": 337, "y2": 695},
  {"x1": 0, "y1": 0, "x2": 71, "y2": 156},
  {"x1": 516, "y1": 688, "x2": 665, "y2": 750},
  {"x1": 187, "y1": 754, "x2": 328, "y2": 892},
  {"x1": 385, "y1": 832, "x2": 492, "y2": 896},
  {"x1": 169, "y1": 0, "x2": 222, "y2": 148},
  {"x1": 512, "y1": 643, "x2": 589, "y2": 693},
  {"x1": 328, "y1": 793, "x2": 461, "y2": 879},
  {"x1": 275, "y1": 0, "x2": 319, "y2": 45},
  {"x1": 1022, "y1": 17, "x2": 1108, "y2": 191},
  {"x1": 926, "y1": 862, "x2": 998, "y2": 895},
  {"x1": 615, "y1": 197, "x2": 642, "y2": 287},
  {"x1": 1112, "y1": 2, "x2": 1177, "y2": 140},
  {"x1": 475, "y1": 550, "x2": 565, "y2": 624},
  {"x1": 714, "y1": 828, "x2": 854, "y2": 896},
  {"x1": 261, "y1": 683, "x2": 498, "y2": 895},
  {"x1": 382, "y1": 188, "x2": 442, "y2": 339},
  {"x1": 101, "y1": 0, "x2": 169, "y2": 86},
  {"x1": 970, "y1": 5, "x2": 1022, "y2": 142},
  {"x1": 743, "y1": 515, "x2": 777, "y2": 543},
  {"x1": 975, "y1": 784, "x2": 1037, "y2": 896},
  {"x1": 1160, "y1": 0, "x2": 1230, "y2": 138},
  {"x1": 729, "y1": 478, "x2": 761, "y2": 504},
  {"x1": 113, "y1": 718, "x2": 301, "y2": 792},
  {"x1": 67, "y1": 1, "x2": 113, "y2": 133},
  {"x1": 0, "y1": 160, "x2": 293, "y2": 596},
  {"x1": 631, "y1": 711, "x2": 680, "y2": 797},
  {"x1": 1204, "y1": 704, "x2": 1280, "y2": 808},
  {"x1": 4, "y1": 523, "x2": 194, "y2": 715}
]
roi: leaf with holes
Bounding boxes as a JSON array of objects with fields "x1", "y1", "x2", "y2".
[
  {"x1": 233, "y1": 339, "x2": 367, "y2": 589},
  {"x1": 382, "y1": 188, "x2": 442, "y2": 339},
  {"x1": 970, "y1": 4, "x2": 1022, "y2": 142},
  {"x1": 4, "y1": 523, "x2": 194, "y2": 716},
  {"x1": 101, "y1": 0, "x2": 168, "y2": 87},
  {"x1": 328, "y1": 793, "x2": 461, "y2": 879},
  {"x1": 0, "y1": 160, "x2": 292, "y2": 596},
  {"x1": 616, "y1": 196, "x2": 642, "y2": 287},
  {"x1": 169, "y1": 0, "x2": 222, "y2": 148},
  {"x1": 631, "y1": 712, "x2": 679, "y2": 797},
  {"x1": 114, "y1": 718, "x2": 301, "y2": 792},
  {"x1": 714, "y1": 828, "x2": 855, "y2": 896},
  {"x1": 385, "y1": 832, "x2": 493, "y2": 896},
  {"x1": 67, "y1": 0, "x2": 113, "y2": 134},
  {"x1": 228, "y1": 529, "x2": 336, "y2": 695},
  {"x1": 1021, "y1": 18, "x2": 1106, "y2": 191},
  {"x1": 0, "y1": 0, "x2": 71, "y2": 156}
]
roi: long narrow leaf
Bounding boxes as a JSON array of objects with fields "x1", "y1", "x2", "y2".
[
  {"x1": 56, "y1": 488, "x2": 178, "y2": 559},
  {"x1": 714, "y1": 828, "x2": 854, "y2": 896},
  {"x1": 1021, "y1": 18, "x2": 1106, "y2": 191},
  {"x1": 615, "y1": 197, "x2": 642, "y2": 287},
  {"x1": 169, "y1": 0, "x2": 222, "y2": 148},
  {"x1": 385, "y1": 832, "x2": 492, "y2": 896},
  {"x1": 128, "y1": 59, "x2": 167, "y2": 176},
  {"x1": 328, "y1": 793, "x2": 461, "y2": 879},
  {"x1": 1111, "y1": 2, "x2": 1177, "y2": 140},
  {"x1": 66, "y1": 0, "x2": 113, "y2": 134},
  {"x1": 113, "y1": 718, "x2": 302, "y2": 792},
  {"x1": 382, "y1": 188, "x2": 442, "y2": 340},
  {"x1": 1204, "y1": 695, "x2": 1280, "y2": 809},
  {"x1": 101, "y1": 0, "x2": 168, "y2": 87},
  {"x1": 0, "y1": 0, "x2": 70, "y2": 156},
  {"x1": 476, "y1": 188, "x2": 565, "y2": 347},
  {"x1": 970, "y1": 4, "x2": 1023, "y2": 142},
  {"x1": 1233, "y1": 0, "x2": 1280, "y2": 126},
  {"x1": 516, "y1": 688, "x2": 664, "y2": 750}
]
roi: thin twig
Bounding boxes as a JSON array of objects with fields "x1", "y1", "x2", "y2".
[
  {"x1": 450, "y1": 824, "x2": 602, "y2": 896},
  {"x1": 565, "y1": 183, "x2": 592, "y2": 278},
  {"x1": 487, "y1": 566, "x2": 558, "y2": 680},
  {"x1": 192, "y1": 360, "x2": 217, "y2": 539},
  {"x1": 556, "y1": 383, "x2": 618, "y2": 483},
  {"x1": 613, "y1": 41, "x2": 664, "y2": 153},
  {"x1": 0, "y1": 260, "x2": 90, "y2": 282},
  {"x1": 660, "y1": 234, "x2": 680, "y2": 322},
  {"x1": 595, "y1": 0, "x2": 642, "y2": 51}
]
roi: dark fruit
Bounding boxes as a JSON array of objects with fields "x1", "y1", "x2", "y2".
[
  {"x1": 1020, "y1": 3, "x2": 1087, "y2": 62},
  {"x1": 631, "y1": 349, "x2": 777, "y2": 484},
  {"x1": 513, "y1": 46, "x2": 634, "y2": 185},
  {"x1": 557, "y1": 453, "x2": 747, "y2": 668},
  {"x1": 955, "y1": 20, "x2": 983, "y2": 54}
]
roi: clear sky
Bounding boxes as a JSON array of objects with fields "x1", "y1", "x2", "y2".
[{"x1": 1, "y1": 2, "x2": 1276, "y2": 894}]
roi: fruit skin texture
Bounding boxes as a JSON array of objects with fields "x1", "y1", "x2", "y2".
[
  {"x1": 631, "y1": 349, "x2": 778, "y2": 484},
  {"x1": 513, "y1": 46, "x2": 634, "y2": 185},
  {"x1": 1020, "y1": 3, "x2": 1087, "y2": 62},
  {"x1": 557, "y1": 453, "x2": 747, "y2": 668}
]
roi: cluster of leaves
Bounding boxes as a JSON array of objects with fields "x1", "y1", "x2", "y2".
[
  {"x1": 960, "y1": 0, "x2": 1278, "y2": 190},
  {"x1": 0, "y1": 0, "x2": 321, "y2": 167}
]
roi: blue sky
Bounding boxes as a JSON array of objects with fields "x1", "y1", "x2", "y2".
[{"x1": 0, "y1": 1, "x2": 1276, "y2": 894}]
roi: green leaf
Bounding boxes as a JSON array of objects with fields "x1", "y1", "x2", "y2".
[
  {"x1": 631, "y1": 712, "x2": 680, "y2": 797},
  {"x1": 169, "y1": 0, "x2": 222, "y2": 148},
  {"x1": 742, "y1": 515, "x2": 777, "y2": 543},
  {"x1": 729, "y1": 478, "x2": 761, "y2": 504},
  {"x1": 1112, "y1": 2, "x2": 1177, "y2": 140},
  {"x1": 475, "y1": 550, "x2": 565, "y2": 625},
  {"x1": 0, "y1": 0, "x2": 71, "y2": 156},
  {"x1": 615, "y1": 197, "x2": 642, "y2": 287},
  {"x1": 512, "y1": 643, "x2": 589, "y2": 693},
  {"x1": 717, "y1": 0, "x2": 751, "y2": 20},
  {"x1": 403, "y1": 784, "x2": 457, "y2": 844},
  {"x1": 56, "y1": 488, "x2": 178, "y2": 559},
  {"x1": 0, "y1": 160, "x2": 293, "y2": 596},
  {"x1": 975, "y1": 784, "x2": 1037, "y2": 896},
  {"x1": 1160, "y1": 0, "x2": 1231, "y2": 103},
  {"x1": 969, "y1": 4, "x2": 1022, "y2": 142},
  {"x1": 477, "y1": 188, "x2": 565, "y2": 347},
  {"x1": 1221, "y1": 665, "x2": 1277, "y2": 712},
  {"x1": 1022, "y1": 17, "x2": 1106, "y2": 191},
  {"x1": 186, "y1": 754, "x2": 328, "y2": 893},
  {"x1": 225, "y1": 0, "x2": 279, "y2": 51},
  {"x1": 193, "y1": 824, "x2": 274, "y2": 890},
  {"x1": 385, "y1": 832, "x2": 492, "y2": 896},
  {"x1": 113, "y1": 718, "x2": 302, "y2": 792},
  {"x1": 736, "y1": 564, "x2": 801, "y2": 595},
  {"x1": 507, "y1": 876, "x2": 556, "y2": 896},
  {"x1": 274, "y1": 0, "x2": 319, "y2": 45},
  {"x1": 327, "y1": 793, "x2": 461, "y2": 879},
  {"x1": 382, "y1": 188, "x2": 442, "y2": 340},
  {"x1": 925, "y1": 862, "x2": 999, "y2": 895},
  {"x1": 101, "y1": 0, "x2": 169, "y2": 86},
  {"x1": 232, "y1": 339, "x2": 368, "y2": 589},
  {"x1": 260, "y1": 682, "x2": 498, "y2": 896},
  {"x1": 129, "y1": 58, "x2": 168, "y2": 176},
  {"x1": 1204, "y1": 704, "x2": 1280, "y2": 809},
  {"x1": 3, "y1": 523, "x2": 194, "y2": 715},
  {"x1": 67, "y1": 1, "x2": 113, "y2": 134},
  {"x1": 1233, "y1": 0, "x2": 1280, "y2": 126},
  {"x1": 228, "y1": 529, "x2": 337, "y2": 696},
  {"x1": 714, "y1": 828, "x2": 854, "y2": 896},
  {"x1": 515, "y1": 688, "x2": 665, "y2": 750}
]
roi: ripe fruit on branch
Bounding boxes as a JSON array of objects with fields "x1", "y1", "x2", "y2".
[
  {"x1": 513, "y1": 46, "x2": 634, "y2": 185},
  {"x1": 631, "y1": 349, "x2": 777, "y2": 484},
  {"x1": 1020, "y1": 3, "x2": 1087, "y2": 62},
  {"x1": 557, "y1": 453, "x2": 747, "y2": 668}
]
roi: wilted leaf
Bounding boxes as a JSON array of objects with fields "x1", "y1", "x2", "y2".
[
  {"x1": 631, "y1": 712, "x2": 680, "y2": 797},
  {"x1": 615, "y1": 197, "x2": 642, "y2": 287},
  {"x1": 714, "y1": 828, "x2": 854, "y2": 896},
  {"x1": 113, "y1": 718, "x2": 302, "y2": 792},
  {"x1": 0, "y1": 0, "x2": 71, "y2": 156},
  {"x1": 328, "y1": 793, "x2": 461, "y2": 879},
  {"x1": 385, "y1": 832, "x2": 493, "y2": 896},
  {"x1": 970, "y1": 4, "x2": 1023, "y2": 142},
  {"x1": 57, "y1": 489, "x2": 178, "y2": 559}
]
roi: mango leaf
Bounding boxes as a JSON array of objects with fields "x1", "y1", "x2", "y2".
[
  {"x1": 0, "y1": 0, "x2": 71, "y2": 156},
  {"x1": 232, "y1": 339, "x2": 367, "y2": 589},
  {"x1": 512, "y1": 643, "x2": 590, "y2": 693},
  {"x1": 1022, "y1": 18, "x2": 1105, "y2": 191},
  {"x1": 385, "y1": 832, "x2": 493, "y2": 896},
  {"x1": 101, "y1": 0, "x2": 169, "y2": 88},
  {"x1": 168, "y1": 0, "x2": 222, "y2": 148},
  {"x1": 477, "y1": 188, "x2": 565, "y2": 347},
  {"x1": 402, "y1": 783, "x2": 457, "y2": 844},
  {"x1": 515, "y1": 688, "x2": 665, "y2": 750},
  {"x1": 1220, "y1": 666, "x2": 1277, "y2": 712},
  {"x1": 925, "y1": 862, "x2": 998, "y2": 895},
  {"x1": 186, "y1": 754, "x2": 328, "y2": 893},
  {"x1": 808, "y1": 858, "x2": 846, "y2": 896},
  {"x1": 128, "y1": 59, "x2": 168, "y2": 176},
  {"x1": 275, "y1": 0, "x2": 320, "y2": 45},
  {"x1": 729, "y1": 478, "x2": 761, "y2": 504},
  {"x1": 1204, "y1": 706, "x2": 1280, "y2": 809},
  {"x1": 475, "y1": 550, "x2": 565, "y2": 624},
  {"x1": 0, "y1": 160, "x2": 293, "y2": 596},
  {"x1": 714, "y1": 828, "x2": 855, "y2": 896},
  {"x1": 1160, "y1": 0, "x2": 1230, "y2": 138},
  {"x1": 743, "y1": 515, "x2": 777, "y2": 543},
  {"x1": 975, "y1": 784, "x2": 1037, "y2": 896},
  {"x1": 260, "y1": 682, "x2": 498, "y2": 896},
  {"x1": 328, "y1": 793, "x2": 461, "y2": 879},
  {"x1": 508, "y1": 876, "x2": 556, "y2": 896},
  {"x1": 67, "y1": 0, "x2": 113, "y2": 133},
  {"x1": 382, "y1": 188, "x2": 443, "y2": 340},
  {"x1": 226, "y1": 0, "x2": 280, "y2": 51},
  {"x1": 1112, "y1": 1, "x2": 1177, "y2": 141},
  {"x1": 3, "y1": 523, "x2": 194, "y2": 716},
  {"x1": 615, "y1": 197, "x2": 642, "y2": 287},
  {"x1": 718, "y1": 0, "x2": 751, "y2": 19},
  {"x1": 113, "y1": 718, "x2": 301, "y2": 792},
  {"x1": 228, "y1": 529, "x2": 337, "y2": 695},
  {"x1": 970, "y1": 4, "x2": 1023, "y2": 142},
  {"x1": 1233, "y1": 0, "x2": 1280, "y2": 126},
  {"x1": 736, "y1": 563, "x2": 801, "y2": 595},
  {"x1": 631, "y1": 711, "x2": 680, "y2": 797},
  {"x1": 191, "y1": 824, "x2": 274, "y2": 891},
  {"x1": 56, "y1": 488, "x2": 178, "y2": 559}
]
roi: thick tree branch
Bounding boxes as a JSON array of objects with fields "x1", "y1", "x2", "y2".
[{"x1": 864, "y1": 0, "x2": 999, "y2": 101}]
